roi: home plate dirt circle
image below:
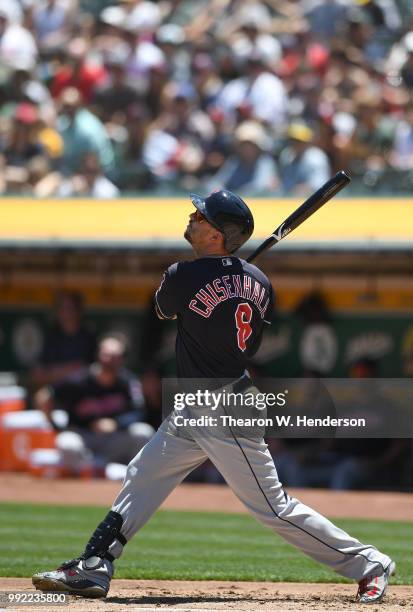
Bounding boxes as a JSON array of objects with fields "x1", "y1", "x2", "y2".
[{"x1": 1, "y1": 578, "x2": 412, "y2": 611}]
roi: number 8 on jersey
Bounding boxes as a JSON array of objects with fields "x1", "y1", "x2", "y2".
[{"x1": 235, "y1": 302, "x2": 253, "y2": 351}]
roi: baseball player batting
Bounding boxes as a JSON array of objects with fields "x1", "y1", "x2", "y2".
[{"x1": 32, "y1": 190, "x2": 395, "y2": 604}]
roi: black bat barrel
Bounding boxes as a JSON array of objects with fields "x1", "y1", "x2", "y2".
[{"x1": 247, "y1": 171, "x2": 351, "y2": 263}]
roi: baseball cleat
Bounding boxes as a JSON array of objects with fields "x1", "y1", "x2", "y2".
[
  {"x1": 32, "y1": 556, "x2": 112, "y2": 599},
  {"x1": 356, "y1": 560, "x2": 396, "y2": 604}
]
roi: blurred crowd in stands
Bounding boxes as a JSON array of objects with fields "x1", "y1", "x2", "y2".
[{"x1": 1, "y1": 0, "x2": 413, "y2": 197}]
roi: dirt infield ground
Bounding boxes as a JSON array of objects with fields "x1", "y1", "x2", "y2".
[
  {"x1": 1, "y1": 577, "x2": 412, "y2": 612},
  {"x1": 1, "y1": 474, "x2": 412, "y2": 611},
  {"x1": 1, "y1": 473, "x2": 413, "y2": 520}
]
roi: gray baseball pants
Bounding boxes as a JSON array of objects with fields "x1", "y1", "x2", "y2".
[{"x1": 107, "y1": 413, "x2": 391, "y2": 581}]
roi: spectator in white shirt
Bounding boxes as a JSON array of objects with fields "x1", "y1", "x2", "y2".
[
  {"x1": 216, "y1": 48, "x2": 288, "y2": 129},
  {"x1": 0, "y1": 6, "x2": 37, "y2": 72}
]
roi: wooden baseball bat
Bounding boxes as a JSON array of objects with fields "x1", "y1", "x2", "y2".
[{"x1": 247, "y1": 170, "x2": 351, "y2": 262}]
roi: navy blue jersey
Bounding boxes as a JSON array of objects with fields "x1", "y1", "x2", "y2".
[{"x1": 155, "y1": 256, "x2": 274, "y2": 378}]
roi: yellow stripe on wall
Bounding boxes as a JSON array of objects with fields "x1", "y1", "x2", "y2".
[
  {"x1": 0, "y1": 273, "x2": 411, "y2": 312},
  {"x1": 1, "y1": 198, "x2": 412, "y2": 242}
]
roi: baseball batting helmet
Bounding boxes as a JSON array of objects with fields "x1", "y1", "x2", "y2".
[{"x1": 190, "y1": 190, "x2": 254, "y2": 253}]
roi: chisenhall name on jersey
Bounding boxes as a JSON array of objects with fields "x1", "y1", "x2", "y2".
[{"x1": 188, "y1": 274, "x2": 270, "y2": 319}]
